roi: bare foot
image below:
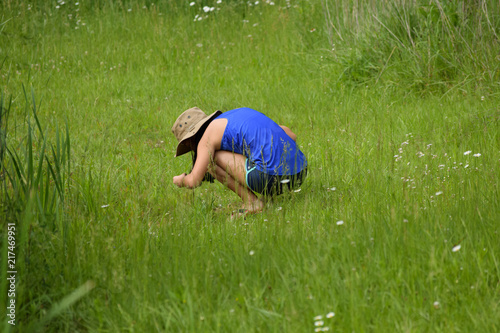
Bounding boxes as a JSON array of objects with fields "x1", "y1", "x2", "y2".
[{"x1": 242, "y1": 198, "x2": 264, "y2": 213}]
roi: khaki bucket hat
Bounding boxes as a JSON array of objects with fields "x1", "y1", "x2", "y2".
[{"x1": 172, "y1": 107, "x2": 222, "y2": 157}]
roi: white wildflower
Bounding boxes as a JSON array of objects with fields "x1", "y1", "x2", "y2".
[
  {"x1": 249, "y1": 250, "x2": 255, "y2": 256},
  {"x1": 473, "y1": 153, "x2": 481, "y2": 157},
  {"x1": 314, "y1": 320, "x2": 324, "y2": 326},
  {"x1": 452, "y1": 244, "x2": 461, "y2": 252},
  {"x1": 336, "y1": 220, "x2": 344, "y2": 225},
  {"x1": 326, "y1": 312, "x2": 335, "y2": 318},
  {"x1": 464, "y1": 150, "x2": 472, "y2": 155},
  {"x1": 314, "y1": 315, "x2": 323, "y2": 321}
]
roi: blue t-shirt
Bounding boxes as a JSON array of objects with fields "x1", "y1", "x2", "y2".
[{"x1": 216, "y1": 108, "x2": 307, "y2": 175}]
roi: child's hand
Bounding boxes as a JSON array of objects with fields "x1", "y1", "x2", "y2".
[{"x1": 173, "y1": 173, "x2": 187, "y2": 187}]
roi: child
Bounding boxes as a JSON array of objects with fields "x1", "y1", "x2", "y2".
[{"x1": 172, "y1": 107, "x2": 307, "y2": 213}]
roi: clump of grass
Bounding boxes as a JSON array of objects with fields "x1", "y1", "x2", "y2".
[
  {"x1": 0, "y1": 87, "x2": 83, "y2": 331},
  {"x1": 319, "y1": 0, "x2": 500, "y2": 93}
]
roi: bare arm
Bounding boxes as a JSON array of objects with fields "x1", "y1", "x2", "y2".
[
  {"x1": 173, "y1": 132, "x2": 215, "y2": 189},
  {"x1": 280, "y1": 125, "x2": 297, "y2": 142}
]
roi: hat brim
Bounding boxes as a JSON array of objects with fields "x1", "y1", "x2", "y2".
[{"x1": 175, "y1": 110, "x2": 222, "y2": 157}]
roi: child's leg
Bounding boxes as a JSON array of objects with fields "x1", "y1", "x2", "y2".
[{"x1": 209, "y1": 150, "x2": 264, "y2": 212}]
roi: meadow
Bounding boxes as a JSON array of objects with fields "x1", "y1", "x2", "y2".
[{"x1": 1, "y1": 0, "x2": 499, "y2": 332}]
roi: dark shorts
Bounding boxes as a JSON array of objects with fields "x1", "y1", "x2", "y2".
[{"x1": 245, "y1": 159, "x2": 307, "y2": 195}]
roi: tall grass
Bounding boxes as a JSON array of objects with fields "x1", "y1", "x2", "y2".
[
  {"x1": 0, "y1": 0, "x2": 499, "y2": 331},
  {"x1": 0, "y1": 88, "x2": 80, "y2": 332},
  {"x1": 318, "y1": 0, "x2": 500, "y2": 92}
]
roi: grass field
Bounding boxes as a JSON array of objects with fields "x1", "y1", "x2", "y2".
[{"x1": 1, "y1": 0, "x2": 499, "y2": 332}]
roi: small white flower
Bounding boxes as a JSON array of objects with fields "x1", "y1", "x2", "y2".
[
  {"x1": 190, "y1": 2, "x2": 195, "y2": 6},
  {"x1": 127, "y1": 8, "x2": 132, "y2": 12},
  {"x1": 249, "y1": 250, "x2": 255, "y2": 256},
  {"x1": 464, "y1": 150, "x2": 472, "y2": 155},
  {"x1": 435, "y1": 191, "x2": 443, "y2": 196},
  {"x1": 101, "y1": 204, "x2": 110, "y2": 208},
  {"x1": 280, "y1": 179, "x2": 290, "y2": 184},
  {"x1": 294, "y1": 189, "x2": 301, "y2": 193},
  {"x1": 336, "y1": 220, "x2": 344, "y2": 225},
  {"x1": 203, "y1": 6, "x2": 210, "y2": 12},
  {"x1": 314, "y1": 320, "x2": 324, "y2": 326},
  {"x1": 464, "y1": 164, "x2": 469, "y2": 169},
  {"x1": 433, "y1": 301, "x2": 440, "y2": 309},
  {"x1": 473, "y1": 153, "x2": 481, "y2": 157},
  {"x1": 196, "y1": 43, "x2": 203, "y2": 47},
  {"x1": 403, "y1": 219, "x2": 409, "y2": 223},
  {"x1": 326, "y1": 312, "x2": 335, "y2": 318},
  {"x1": 277, "y1": 207, "x2": 282, "y2": 211},
  {"x1": 314, "y1": 315, "x2": 323, "y2": 321},
  {"x1": 452, "y1": 244, "x2": 461, "y2": 252},
  {"x1": 217, "y1": 0, "x2": 222, "y2": 3},
  {"x1": 481, "y1": 96, "x2": 485, "y2": 101}
]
